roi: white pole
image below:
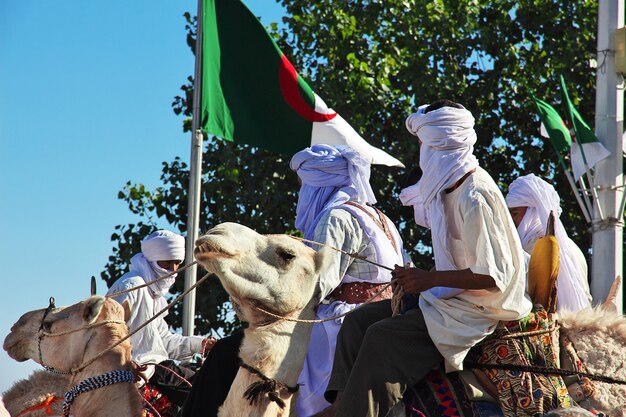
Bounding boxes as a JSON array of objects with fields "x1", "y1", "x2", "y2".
[
  {"x1": 183, "y1": 0, "x2": 204, "y2": 336},
  {"x1": 592, "y1": 0, "x2": 624, "y2": 311}
]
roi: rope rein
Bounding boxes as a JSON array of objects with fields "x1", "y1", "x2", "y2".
[
  {"x1": 466, "y1": 361, "x2": 626, "y2": 385},
  {"x1": 289, "y1": 236, "x2": 394, "y2": 271},
  {"x1": 246, "y1": 236, "x2": 404, "y2": 324},
  {"x1": 105, "y1": 261, "x2": 198, "y2": 298},
  {"x1": 38, "y1": 271, "x2": 212, "y2": 375},
  {"x1": 251, "y1": 280, "x2": 397, "y2": 324}
]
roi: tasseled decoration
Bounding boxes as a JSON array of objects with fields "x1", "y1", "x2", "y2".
[{"x1": 240, "y1": 362, "x2": 298, "y2": 410}]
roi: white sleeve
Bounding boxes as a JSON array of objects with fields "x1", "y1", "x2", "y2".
[
  {"x1": 157, "y1": 316, "x2": 204, "y2": 362},
  {"x1": 461, "y1": 199, "x2": 517, "y2": 293},
  {"x1": 313, "y1": 210, "x2": 364, "y2": 300}
]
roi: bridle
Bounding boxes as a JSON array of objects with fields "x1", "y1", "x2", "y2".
[{"x1": 37, "y1": 297, "x2": 126, "y2": 375}]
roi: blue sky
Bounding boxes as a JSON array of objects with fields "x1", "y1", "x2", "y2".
[{"x1": 0, "y1": 0, "x2": 284, "y2": 394}]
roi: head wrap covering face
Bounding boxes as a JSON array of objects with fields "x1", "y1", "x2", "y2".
[
  {"x1": 400, "y1": 103, "x2": 479, "y2": 298},
  {"x1": 131, "y1": 230, "x2": 186, "y2": 301},
  {"x1": 506, "y1": 174, "x2": 592, "y2": 311},
  {"x1": 141, "y1": 230, "x2": 185, "y2": 262},
  {"x1": 290, "y1": 144, "x2": 376, "y2": 240}
]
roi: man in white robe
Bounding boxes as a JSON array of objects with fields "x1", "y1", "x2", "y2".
[
  {"x1": 506, "y1": 174, "x2": 592, "y2": 311},
  {"x1": 316, "y1": 100, "x2": 532, "y2": 417},
  {"x1": 107, "y1": 230, "x2": 212, "y2": 407}
]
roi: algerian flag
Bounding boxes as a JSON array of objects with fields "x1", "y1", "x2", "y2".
[
  {"x1": 200, "y1": 0, "x2": 403, "y2": 167},
  {"x1": 532, "y1": 94, "x2": 572, "y2": 155},
  {"x1": 560, "y1": 76, "x2": 610, "y2": 181}
]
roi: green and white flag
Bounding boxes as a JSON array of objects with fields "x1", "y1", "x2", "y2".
[
  {"x1": 559, "y1": 76, "x2": 610, "y2": 181},
  {"x1": 200, "y1": 0, "x2": 403, "y2": 167},
  {"x1": 532, "y1": 94, "x2": 572, "y2": 155}
]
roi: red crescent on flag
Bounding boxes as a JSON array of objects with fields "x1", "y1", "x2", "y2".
[{"x1": 278, "y1": 55, "x2": 337, "y2": 123}]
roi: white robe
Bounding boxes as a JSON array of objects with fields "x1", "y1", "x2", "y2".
[
  {"x1": 107, "y1": 273, "x2": 204, "y2": 371},
  {"x1": 420, "y1": 168, "x2": 532, "y2": 372}
]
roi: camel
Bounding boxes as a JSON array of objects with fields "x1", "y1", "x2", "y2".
[
  {"x1": 3, "y1": 296, "x2": 143, "y2": 417},
  {"x1": 2, "y1": 371, "x2": 67, "y2": 417},
  {"x1": 3, "y1": 222, "x2": 625, "y2": 417},
  {"x1": 194, "y1": 222, "x2": 331, "y2": 417},
  {"x1": 193, "y1": 223, "x2": 626, "y2": 417}
]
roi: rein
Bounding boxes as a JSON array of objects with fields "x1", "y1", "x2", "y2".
[
  {"x1": 38, "y1": 271, "x2": 212, "y2": 375},
  {"x1": 249, "y1": 280, "x2": 397, "y2": 324},
  {"x1": 105, "y1": 261, "x2": 198, "y2": 298},
  {"x1": 466, "y1": 361, "x2": 626, "y2": 385},
  {"x1": 245, "y1": 236, "x2": 403, "y2": 324}
]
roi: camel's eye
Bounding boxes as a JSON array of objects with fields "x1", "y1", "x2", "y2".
[
  {"x1": 276, "y1": 247, "x2": 296, "y2": 264},
  {"x1": 41, "y1": 321, "x2": 53, "y2": 332}
]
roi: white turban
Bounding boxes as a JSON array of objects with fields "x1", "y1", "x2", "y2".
[
  {"x1": 506, "y1": 174, "x2": 592, "y2": 311},
  {"x1": 400, "y1": 103, "x2": 479, "y2": 298},
  {"x1": 141, "y1": 230, "x2": 185, "y2": 261},
  {"x1": 290, "y1": 144, "x2": 375, "y2": 240},
  {"x1": 129, "y1": 230, "x2": 185, "y2": 301}
]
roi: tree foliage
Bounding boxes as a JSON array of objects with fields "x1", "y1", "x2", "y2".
[{"x1": 102, "y1": 0, "x2": 599, "y2": 334}]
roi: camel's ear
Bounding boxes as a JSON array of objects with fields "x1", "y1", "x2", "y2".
[
  {"x1": 83, "y1": 296, "x2": 106, "y2": 323},
  {"x1": 121, "y1": 299, "x2": 132, "y2": 322},
  {"x1": 314, "y1": 246, "x2": 333, "y2": 275},
  {"x1": 601, "y1": 276, "x2": 622, "y2": 313}
]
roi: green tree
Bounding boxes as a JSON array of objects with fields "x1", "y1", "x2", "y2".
[{"x1": 102, "y1": 0, "x2": 599, "y2": 334}]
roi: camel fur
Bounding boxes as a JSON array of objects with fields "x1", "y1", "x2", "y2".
[
  {"x1": 559, "y1": 306, "x2": 626, "y2": 416},
  {"x1": 194, "y1": 222, "x2": 331, "y2": 417},
  {"x1": 2, "y1": 371, "x2": 67, "y2": 417},
  {"x1": 3, "y1": 296, "x2": 143, "y2": 417}
]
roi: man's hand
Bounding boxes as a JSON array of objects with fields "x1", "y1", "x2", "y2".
[
  {"x1": 201, "y1": 336, "x2": 218, "y2": 357},
  {"x1": 392, "y1": 265, "x2": 435, "y2": 295}
]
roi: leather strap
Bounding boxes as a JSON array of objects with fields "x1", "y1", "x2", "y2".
[{"x1": 343, "y1": 202, "x2": 398, "y2": 253}]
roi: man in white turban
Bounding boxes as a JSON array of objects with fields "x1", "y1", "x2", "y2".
[
  {"x1": 506, "y1": 174, "x2": 592, "y2": 311},
  {"x1": 107, "y1": 230, "x2": 213, "y2": 408},
  {"x1": 316, "y1": 100, "x2": 531, "y2": 417}
]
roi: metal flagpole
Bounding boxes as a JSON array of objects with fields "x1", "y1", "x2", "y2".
[
  {"x1": 183, "y1": 0, "x2": 204, "y2": 336},
  {"x1": 576, "y1": 176, "x2": 594, "y2": 221},
  {"x1": 556, "y1": 152, "x2": 592, "y2": 222},
  {"x1": 592, "y1": 0, "x2": 624, "y2": 311}
]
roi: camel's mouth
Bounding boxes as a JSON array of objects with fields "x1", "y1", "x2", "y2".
[
  {"x1": 3, "y1": 332, "x2": 28, "y2": 362},
  {"x1": 194, "y1": 239, "x2": 236, "y2": 263}
]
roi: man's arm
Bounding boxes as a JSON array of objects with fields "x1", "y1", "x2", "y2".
[
  {"x1": 392, "y1": 266, "x2": 497, "y2": 295},
  {"x1": 313, "y1": 209, "x2": 365, "y2": 300}
]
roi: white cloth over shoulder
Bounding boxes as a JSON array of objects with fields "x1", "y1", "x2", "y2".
[
  {"x1": 106, "y1": 230, "x2": 203, "y2": 368},
  {"x1": 506, "y1": 174, "x2": 592, "y2": 311},
  {"x1": 401, "y1": 104, "x2": 479, "y2": 298},
  {"x1": 419, "y1": 168, "x2": 532, "y2": 372},
  {"x1": 107, "y1": 274, "x2": 204, "y2": 367}
]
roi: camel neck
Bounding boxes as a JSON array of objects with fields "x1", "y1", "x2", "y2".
[{"x1": 242, "y1": 310, "x2": 316, "y2": 386}]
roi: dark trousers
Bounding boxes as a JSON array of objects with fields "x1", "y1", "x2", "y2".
[
  {"x1": 181, "y1": 331, "x2": 244, "y2": 417},
  {"x1": 150, "y1": 360, "x2": 197, "y2": 407},
  {"x1": 326, "y1": 300, "x2": 443, "y2": 417}
]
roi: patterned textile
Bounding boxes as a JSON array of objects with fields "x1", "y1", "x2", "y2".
[
  {"x1": 470, "y1": 308, "x2": 572, "y2": 416},
  {"x1": 141, "y1": 384, "x2": 177, "y2": 417},
  {"x1": 404, "y1": 369, "x2": 502, "y2": 417}
]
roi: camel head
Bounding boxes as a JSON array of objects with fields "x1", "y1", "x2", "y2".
[
  {"x1": 195, "y1": 223, "x2": 331, "y2": 325},
  {"x1": 3, "y1": 296, "x2": 130, "y2": 373}
]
